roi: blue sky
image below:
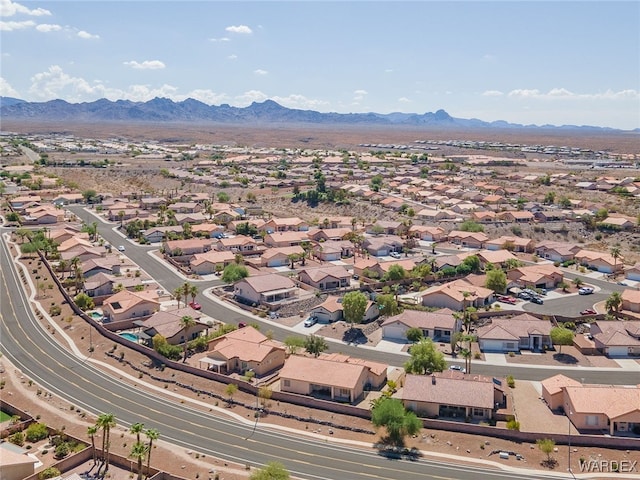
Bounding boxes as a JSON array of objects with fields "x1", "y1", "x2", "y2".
[{"x1": 1, "y1": 0, "x2": 639, "y2": 129}]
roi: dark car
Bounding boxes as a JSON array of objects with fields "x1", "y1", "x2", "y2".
[{"x1": 530, "y1": 296, "x2": 544, "y2": 305}]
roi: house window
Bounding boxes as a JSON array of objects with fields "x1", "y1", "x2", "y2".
[
  {"x1": 505, "y1": 342, "x2": 516, "y2": 350},
  {"x1": 472, "y1": 408, "x2": 485, "y2": 417},
  {"x1": 338, "y1": 388, "x2": 350, "y2": 398},
  {"x1": 586, "y1": 415, "x2": 599, "y2": 426},
  {"x1": 283, "y1": 379, "x2": 290, "y2": 387}
]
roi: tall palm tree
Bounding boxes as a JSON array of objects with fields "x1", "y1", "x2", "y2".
[
  {"x1": 96, "y1": 413, "x2": 116, "y2": 473},
  {"x1": 144, "y1": 428, "x2": 160, "y2": 477},
  {"x1": 173, "y1": 286, "x2": 183, "y2": 308},
  {"x1": 179, "y1": 315, "x2": 196, "y2": 362},
  {"x1": 129, "y1": 442, "x2": 147, "y2": 480},
  {"x1": 610, "y1": 246, "x2": 621, "y2": 272},
  {"x1": 87, "y1": 425, "x2": 98, "y2": 464},
  {"x1": 58, "y1": 259, "x2": 68, "y2": 279},
  {"x1": 188, "y1": 284, "x2": 198, "y2": 305},
  {"x1": 130, "y1": 422, "x2": 144, "y2": 444},
  {"x1": 118, "y1": 210, "x2": 125, "y2": 228},
  {"x1": 605, "y1": 291, "x2": 623, "y2": 319},
  {"x1": 182, "y1": 282, "x2": 191, "y2": 308}
]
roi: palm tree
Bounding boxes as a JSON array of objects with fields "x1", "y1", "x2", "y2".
[
  {"x1": 179, "y1": 315, "x2": 196, "y2": 362},
  {"x1": 87, "y1": 425, "x2": 98, "y2": 464},
  {"x1": 182, "y1": 281, "x2": 191, "y2": 308},
  {"x1": 144, "y1": 428, "x2": 159, "y2": 477},
  {"x1": 96, "y1": 413, "x2": 116, "y2": 473},
  {"x1": 118, "y1": 210, "x2": 125, "y2": 228},
  {"x1": 173, "y1": 286, "x2": 183, "y2": 308},
  {"x1": 130, "y1": 422, "x2": 144, "y2": 444},
  {"x1": 58, "y1": 259, "x2": 68, "y2": 279},
  {"x1": 129, "y1": 442, "x2": 147, "y2": 480},
  {"x1": 610, "y1": 246, "x2": 621, "y2": 272},
  {"x1": 605, "y1": 291, "x2": 623, "y2": 319},
  {"x1": 188, "y1": 284, "x2": 198, "y2": 306},
  {"x1": 461, "y1": 291, "x2": 472, "y2": 333}
]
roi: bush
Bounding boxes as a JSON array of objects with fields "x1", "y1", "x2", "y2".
[
  {"x1": 25, "y1": 422, "x2": 49, "y2": 442},
  {"x1": 506, "y1": 419, "x2": 520, "y2": 431},
  {"x1": 49, "y1": 305, "x2": 62, "y2": 316},
  {"x1": 506, "y1": 375, "x2": 515, "y2": 388},
  {"x1": 39, "y1": 468, "x2": 61, "y2": 480},
  {"x1": 9, "y1": 431, "x2": 25, "y2": 446},
  {"x1": 54, "y1": 442, "x2": 70, "y2": 459}
]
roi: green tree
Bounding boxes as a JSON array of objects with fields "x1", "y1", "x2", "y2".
[
  {"x1": 371, "y1": 397, "x2": 422, "y2": 446},
  {"x1": 82, "y1": 189, "x2": 98, "y2": 203},
  {"x1": 221, "y1": 263, "x2": 249, "y2": 283},
  {"x1": 384, "y1": 264, "x2": 407, "y2": 281},
  {"x1": 304, "y1": 334, "x2": 328, "y2": 357},
  {"x1": 284, "y1": 336, "x2": 306, "y2": 354},
  {"x1": 605, "y1": 291, "x2": 623, "y2": 319},
  {"x1": 459, "y1": 220, "x2": 484, "y2": 232},
  {"x1": 610, "y1": 246, "x2": 621, "y2": 271},
  {"x1": 406, "y1": 327, "x2": 423, "y2": 343},
  {"x1": 96, "y1": 413, "x2": 116, "y2": 474},
  {"x1": 225, "y1": 383, "x2": 238, "y2": 405},
  {"x1": 129, "y1": 442, "x2": 148, "y2": 480},
  {"x1": 342, "y1": 291, "x2": 368, "y2": 328},
  {"x1": 550, "y1": 327, "x2": 574, "y2": 354},
  {"x1": 179, "y1": 315, "x2": 196, "y2": 362},
  {"x1": 537, "y1": 438, "x2": 556, "y2": 465},
  {"x1": 376, "y1": 294, "x2": 400, "y2": 316},
  {"x1": 87, "y1": 425, "x2": 99, "y2": 464},
  {"x1": 144, "y1": 428, "x2": 160, "y2": 477},
  {"x1": 404, "y1": 338, "x2": 447, "y2": 374},
  {"x1": 74, "y1": 292, "x2": 95, "y2": 311},
  {"x1": 217, "y1": 191, "x2": 230, "y2": 203},
  {"x1": 129, "y1": 422, "x2": 144, "y2": 444},
  {"x1": 485, "y1": 269, "x2": 507, "y2": 294},
  {"x1": 249, "y1": 461, "x2": 290, "y2": 480}
]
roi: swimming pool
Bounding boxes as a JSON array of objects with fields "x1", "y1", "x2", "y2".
[
  {"x1": 89, "y1": 311, "x2": 103, "y2": 320},
  {"x1": 119, "y1": 332, "x2": 138, "y2": 342}
]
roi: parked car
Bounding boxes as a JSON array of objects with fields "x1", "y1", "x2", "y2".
[
  {"x1": 617, "y1": 281, "x2": 628, "y2": 286},
  {"x1": 189, "y1": 301, "x2": 201, "y2": 310},
  {"x1": 303, "y1": 316, "x2": 318, "y2": 327},
  {"x1": 517, "y1": 292, "x2": 532, "y2": 300},
  {"x1": 117, "y1": 245, "x2": 126, "y2": 252},
  {"x1": 578, "y1": 287, "x2": 594, "y2": 295},
  {"x1": 530, "y1": 296, "x2": 544, "y2": 305},
  {"x1": 498, "y1": 295, "x2": 517, "y2": 305},
  {"x1": 449, "y1": 365, "x2": 467, "y2": 373},
  {"x1": 238, "y1": 322, "x2": 247, "y2": 328},
  {"x1": 580, "y1": 309, "x2": 597, "y2": 315},
  {"x1": 352, "y1": 274, "x2": 360, "y2": 280},
  {"x1": 389, "y1": 251, "x2": 402, "y2": 259}
]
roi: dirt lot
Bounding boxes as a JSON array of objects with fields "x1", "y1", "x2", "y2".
[{"x1": 2, "y1": 233, "x2": 639, "y2": 480}]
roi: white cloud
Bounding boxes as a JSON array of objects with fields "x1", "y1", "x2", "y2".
[
  {"x1": 209, "y1": 37, "x2": 230, "y2": 42},
  {"x1": 482, "y1": 54, "x2": 496, "y2": 62},
  {"x1": 0, "y1": 76, "x2": 20, "y2": 97},
  {"x1": 77, "y1": 30, "x2": 99, "y2": 40},
  {"x1": 253, "y1": 69, "x2": 268, "y2": 76},
  {"x1": 354, "y1": 89, "x2": 368, "y2": 95},
  {"x1": 271, "y1": 94, "x2": 329, "y2": 110},
  {"x1": 225, "y1": 25, "x2": 252, "y2": 34},
  {"x1": 507, "y1": 88, "x2": 639, "y2": 100},
  {"x1": 384, "y1": 69, "x2": 393, "y2": 73},
  {"x1": 227, "y1": 54, "x2": 237, "y2": 60},
  {"x1": 398, "y1": 97, "x2": 410, "y2": 103},
  {"x1": 35, "y1": 23, "x2": 61, "y2": 32},
  {"x1": 181, "y1": 89, "x2": 229, "y2": 105},
  {"x1": 353, "y1": 89, "x2": 367, "y2": 102},
  {"x1": 0, "y1": 0, "x2": 51, "y2": 17},
  {"x1": 482, "y1": 90, "x2": 504, "y2": 97},
  {"x1": 235, "y1": 89, "x2": 268, "y2": 104},
  {"x1": 0, "y1": 19, "x2": 34, "y2": 30},
  {"x1": 124, "y1": 60, "x2": 166, "y2": 70}
]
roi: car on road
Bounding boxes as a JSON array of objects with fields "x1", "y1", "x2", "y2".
[
  {"x1": 389, "y1": 251, "x2": 402, "y2": 259},
  {"x1": 578, "y1": 287, "x2": 594, "y2": 295},
  {"x1": 498, "y1": 295, "x2": 517, "y2": 305},
  {"x1": 303, "y1": 316, "x2": 318, "y2": 327},
  {"x1": 580, "y1": 308, "x2": 597, "y2": 315},
  {"x1": 517, "y1": 292, "x2": 532, "y2": 300},
  {"x1": 530, "y1": 296, "x2": 544, "y2": 305},
  {"x1": 117, "y1": 245, "x2": 126, "y2": 252},
  {"x1": 238, "y1": 322, "x2": 247, "y2": 328},
  {"x1": 449, "y1": 365, "x2": 466, "y2": 373},
  {"x1": 189, "y1": 301, "x2": 201, "y2": 310},
  {"x1": 617, "y1": 281, "x2": 628, "y2": 286}
]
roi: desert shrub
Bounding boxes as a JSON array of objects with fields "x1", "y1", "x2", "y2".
[
  {"x1": 49, "y1": 305, "x2": 62, "y2": 316},
  {"x1": 9, "y1": 431, "x2": 25, "y2": 446},
  {"x1": 25, "y1": 422, "x2": 49, "y2": 442},
  {"x1": 39, "y1": 468, "x2": 61, "y2": 480},
  {"x1": 54, "y1": 442, "x2": 70, "y2": 459},
  {"x1": 506, "y1": 375, "x2": 515, "y2": 388},
  {"x1": 506, "y1": 419, "x2": 520, "y2": 431}
]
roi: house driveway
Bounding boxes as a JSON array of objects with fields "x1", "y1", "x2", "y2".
[{"x1": 512, "y1": 380, "x2": 578, "y2": 434}]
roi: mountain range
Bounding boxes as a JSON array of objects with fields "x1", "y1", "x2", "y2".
[{"x1": 0, "y1": 96, "x2": 628, "y2": 132}]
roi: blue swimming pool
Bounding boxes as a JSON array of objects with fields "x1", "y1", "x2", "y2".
[
  {"x1": 119, "y1": 332, "x2": 138, "y2": 342},
  {"x1": 89, "y1": 311, "x2": 103, "y2": 320}
]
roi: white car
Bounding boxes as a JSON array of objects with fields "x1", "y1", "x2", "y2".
[
  {"x1": 389, "y1": 251, "x2": 402, "y2": 259},
  {"x1": 117, "y1": 245, "x2": 126, "y2": 252},
  {"x1": 449, "y1": 365, "x2": 466, "y2": 373},
  {"x1": 303, "y1": 316, "x2": 318, "y2": 327}
]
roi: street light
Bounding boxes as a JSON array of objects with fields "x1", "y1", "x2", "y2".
[{"x1": 568, "y1": 409, "x2": 576, "y2": 479}]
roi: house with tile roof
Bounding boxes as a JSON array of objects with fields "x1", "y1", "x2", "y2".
[
  {"x1": 534, "y1": 241, "x2": 582, "y2": 263},
  {"x1": 408, "y1": 225, "x2": 446, "y2": 242},
  {"x1": 485, "y1": 236, "x2": 535, "y2": 253},
  {"x1": 476, "y1": 313, "x2": 552, "y2": 352},
  {"x1": 260, "y1": 246, "x2": 305, "y2": 267},
  {"x1": 589, "y1": 320, "x2": 640, "y2": 357},
  {"x1": 420, "y1": 278, "x2": 495, "y2": 310},
  {"x1": 381, "y1": 308, "x2": 461, "y2": 342},
  {"x1": 447, "y1": 231, "x2": 489, "y2": 249},
  {"x1": 0, "y1": 444, "x2": 38, "y2": 480},
  {"x1": 402, "y1": 372, "x2": 507, "y2": 421},
  {"x1": 202, "y1": 326, "x2": 286, "y2": 376},
  {"x1": 233, "y1": 274, "x2": 298, "y2": 307},
  {"x1": 102, "y1": 289, "x2": 160, "y2": 323},
  {"x1": 541, "y1": 374, "x2": 640, "y2": 435},
  {"x1": 622, "y1": 288, "x2": 640, "y2": 313},
  {"x1": 308, "y1": 295, "x2": 379, "y2": 324},
  {"x1": 140, "y1": 307, "x2": 208, "y2": 345},
  {"x1": 574, "y1": 249, "x2": 624, "y2": 274},
  {"x1": 507, "y1": 264, "x2": 564, "y2": 290},
  {"x1": 190, "y1": 250, "x2": 236, "y2": 275},
  {"x1": 298, "y1": 265, "x2": 351, "y2": 291},
  {"x1": 264, "y1": 230, "x2": 310, "y2": 248},
  {"x1": 278, "y1": 354, "x2": 387, "y2": 403},
  {"x1": 541, "y1": 374, "x2": 582, "y2": 410}
]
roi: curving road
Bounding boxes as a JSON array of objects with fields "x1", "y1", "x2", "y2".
[
  {"x1": 1, "y1": 228, "x2": 563, "y2": 480},
  {"x1": 69, "y1": 205, "x2": 639, "y2": 385}
]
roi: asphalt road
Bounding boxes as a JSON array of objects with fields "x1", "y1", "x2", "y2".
[
  {"x1": 69, "y1": 205, "x2": 640, "y2": 385},
  {"x1": 1, "y1": 228, "x2": 563, "y2": 480}
]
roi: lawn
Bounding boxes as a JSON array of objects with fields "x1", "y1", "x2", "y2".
[{"x1": 0, "y1": 410, "x2": 13, "y2": 422}]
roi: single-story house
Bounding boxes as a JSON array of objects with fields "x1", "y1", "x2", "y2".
[
  {"x1": 141, "y1": 307, "x2": 208, "y2": 345},
  {"x1": 574, "y1": 249, "x2": 624, "y2": 274},
  {"x1": 381, "y1": 308, "x2": 460, "y2": 342},
  {"x1": 589, "y1": 320, "x2": 640, "y2": 357},
  {"x1": 263, "y1": 217, "x2": 309, "y2": 232},
  {"x1": 507, "y1": 264, "x2": 564, "y2": 289},
  {"x1": 362, "y1": 235, "x2": 403, "y2": 257},
  {"x1": 534, "y1": 241, "x2": 581, "y2": 263},
  {"x1": 622, "y1": 289, "x2": 640, "y2": 313},
  {"x1": 307, "y1": 227, "x2": 353, "y2": 242},
  {"x1": 408, "y1": 225, "x2": 446, "y2": 242},
  {"x1": 402, "y1": 372, "x2": 507, "y2": 421},
  {"x1": 278, "y1": 354, "x2": 387, "y2": 403},
  {"x1": 476, "y1": 249, "x2": 518, "y2": 269},
  {"x1": 298, "y1": 265, "x2": 351, "y2": 291},
  {"x1": 215, "y1": 236, "x2": 258, "y2": 253},
  {"x1": 309, "y1": 296, "x2": 379, "y2": 324},
  {"x1": 447, "y1": 231, "x2": 489, "y2": 249},
  {"x1": 234, "y1": 274, "x2": 298, "y2": 306},
  {"x1": 476, "y1": 313, "x2": 552, "y2": 352},
  {"x1": 163, "y1": 238, "x2": 212, "y2": 257},
  {"x1": 102, "y1": 289, "x2": 160, "y2": 323},
  {"x1": 260, "y1": 246, "x2": 305, "y2": 267},
  {"x1": 0, "y1": 446, "x2": 38, "y2": 480},
  {"x1": 190, "y1": 250, "x2": 236, "y2": 275},
  {"x1": 203, "y1": 326, "x2": 286, "y2": 376},
  {"x1": 625, "y1": 263, "x2": 640, "y2": 282},
  {"x1": 485, "y1": 236, "x2": 535, "y2": 253},
  {"x1": 142, "y1": 226, "x2": 183, "y2": 243},
  {"x1": 420, "y1": 278, "x2": 495, "y2": 310},
  {"x1": 264, "y1": 231, "x2": 310, "y2": 248},
  {"x1": 541, "y1": 374, "x2": 583, "y2": 410}
]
